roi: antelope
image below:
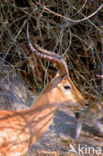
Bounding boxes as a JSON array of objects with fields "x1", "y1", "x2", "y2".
[
  {"x1": 75, "y1": 102, "x2": 103, "y2": 139},
  {"x1": 0, "y1": 23, "x2": 87, "y2": 156}
]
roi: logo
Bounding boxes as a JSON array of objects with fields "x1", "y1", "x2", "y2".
[
  {"x1": 69, "y1": 144, "x2": 102, "y2": 155},
  {"x1": 69, "y1": 144, "x2": 77, "y2": 153}
]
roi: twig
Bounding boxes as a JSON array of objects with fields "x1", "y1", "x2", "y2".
[
  {"x1": 36, "y1": 2, "x2": 103, "y2": 24},
  {"x1": 96, "y1": 75, "x2": 103, "y2": 78},
  {"x1": 73, "y1": 6, "x2": 103, "y2": 34},
  {"x1": 72, "y1": 0, "x2": 88, "y2": 17}
]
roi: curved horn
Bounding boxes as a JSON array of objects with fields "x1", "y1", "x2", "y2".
[
  {"x1": 27, "y1": 23, "x2": 69, "y2": 77},
  {"x1": 32, "y1": 42, "x2": 61, "y2": 58}
]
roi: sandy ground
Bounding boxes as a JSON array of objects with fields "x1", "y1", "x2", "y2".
[{"x1": 0, "y1": 68, "x2": 103, "y2": 156}]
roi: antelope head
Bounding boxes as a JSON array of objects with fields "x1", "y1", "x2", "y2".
[{"x1": 27, "y1": 23, "x2": 87, "y2": 114}]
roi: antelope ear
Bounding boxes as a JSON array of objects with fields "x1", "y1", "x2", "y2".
[
  {"x1": 61, "y1": 73, "x2": 68, "y2": 81},
  {"x1": 55, "y1": 70, "x2": 61, "y2": 77},
  {"x1": 52, "y1": 72, "x2": 63, "y2": 87}
]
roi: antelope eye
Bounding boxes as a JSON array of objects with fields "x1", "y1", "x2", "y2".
[{"x1": 64, "y1": 85, "x2": 72, "y2": 90}]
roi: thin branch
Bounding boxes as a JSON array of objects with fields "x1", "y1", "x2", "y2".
[
  {"x1": 73, "y1": 6, "x2": 103, "y2": 34},
  {"x1": 36, "y1": 2, "x2": 103, "y2": 24},
  {"x1": 96, "y1": 75, "x2": 103, "y2": 78},
  {"x1": 71, "y1": 0, "x2": 88, "y2": 17}
]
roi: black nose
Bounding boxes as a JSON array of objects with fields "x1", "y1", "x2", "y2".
[
  {"x1": 75, "y1": 112, "x2": 80, "y2": 119},
  {"x1": 84, "y1": 102, "x2": 89, "y2": 106}
]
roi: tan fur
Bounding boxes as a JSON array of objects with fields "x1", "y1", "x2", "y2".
[
  {"x1": 0, "y1": 75, "x2": 86, "y2": 155},
  {"x1": 0, "y1": 24, "x2": 87, "y2": 155}
]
